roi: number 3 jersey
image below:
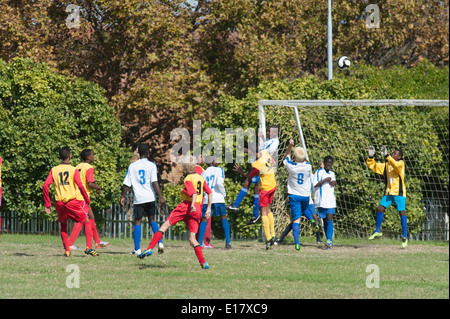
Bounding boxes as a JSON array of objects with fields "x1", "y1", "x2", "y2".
[
  {"x1": 123, "y1": 158, "x2": 158, "y2": 204},
  {"x1": 283, "y1": 156, "x2": 312, "y2": 197},
  {"x1": 43, "y1": 163, "x2": 90, "y2": 207},
  {"x1": 181, "y1": 173, "x2": 212, "y2": 205}
]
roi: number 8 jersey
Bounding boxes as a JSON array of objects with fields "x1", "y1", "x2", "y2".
[{"x1": 283, "y1": 155, "x2": 312, "y2": 197}]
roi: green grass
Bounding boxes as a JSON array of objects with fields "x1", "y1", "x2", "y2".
[{"x1": 0, "y1": 234, "x2": 448, "y2": 299}]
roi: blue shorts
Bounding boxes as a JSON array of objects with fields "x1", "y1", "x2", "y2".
[
  {"x1": 307, "y1": 204, "x2": 317, "y2": 216},
  {"x1": 318, "y1": 207, "x2": 335, "y2": 219},
  {"x1": 379, "y1": 195, "x2": 406, "y2": 211},
  {"x1": 251, "y1": 175, "x2": 261, "y2": 184},
  {"x1": 289, "y1": 195, "x2": 310, "y2": 220},
  {"x1": 202, "y1": 203, "x2": 227, "y2": 217}
]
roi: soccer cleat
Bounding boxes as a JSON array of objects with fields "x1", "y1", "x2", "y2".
[
  {"x1": 401, "y1": 237, "x2": 408, "y2": 248},
  {"x1": 225, "y1": 243, "x2": 232, "y2": 250},
  {"x1": 158, "y1": 242, "x2": 164, "y2": 254},
  {"x1": 295, "y1": 244, "x2": 301, "y2": 251},
  {"x1": 368, "y1": 232, "x2": 383, "y2": 240},
  {"x1": 95, "y1": 241, "x2": 109, "y2": 249},
  {"x1": 137, "y1": 249, "x2": 153, "y2": 259},
  {"x1": 130, "y1": 249, "x2": 141, "y2": 255},
  {"x1": 69, "y1": 245, "x2": 81, "y2": 251},
  {"x1": 64, "y1": 250, "x2": 71, "y2": 257},
  {"x1": 316, "y1": 240, "x2": 323, "y2": 245},
  {"x1": 201, "y1": 262, "x2": 210, "y2": 269},
  {"x1": 324, "y1": 240, "x2": 333, "y2": 250},
  {"x1": 265, "y1": 236, "x2": 275, "y2": 250},
  {"x1": 246, "y1": 215, "x2": 260, "y2": 225},
  {"x1": 226, "y1": 205, "x2": 239, "y2": 213},
  {"x1": 84, "y1": 248, "x2": 99, "y2": 257}
]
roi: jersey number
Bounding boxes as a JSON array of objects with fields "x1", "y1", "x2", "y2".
[
  {"x1": 59, "y1": 171, "x2": 70, "y2": 185},
  {"x1": 206, "y1": 175, "x2": 215, "y2": 189},
  {"x1": 196, "y1": 181, "x2": 202, "y2": 195},
  {"x1": 297, "y1": 173, "x2": 304, "y2": 185}
]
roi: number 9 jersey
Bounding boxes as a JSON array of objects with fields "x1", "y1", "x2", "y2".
[{"x1": 181, "y1": 173, "x2": 212, "y2": 205}]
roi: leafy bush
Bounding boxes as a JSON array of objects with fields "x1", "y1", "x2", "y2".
[{"x1": 0, "y1": 58, "x2": 130, "y2": 220}]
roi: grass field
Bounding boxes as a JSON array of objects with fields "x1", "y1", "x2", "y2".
[{"x1": 0, "y1": 234, "x2": 448, "y2": 300}]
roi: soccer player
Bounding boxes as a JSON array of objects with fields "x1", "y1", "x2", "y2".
[
  {"x1": 69, "y1": 149, "x2": 109, "y2": 250},
  {"x1": 138, "y1": 156, "x2": 213, "y2": 269},
  {"x1": 313, "y1": 155, "x2": 337, "y2": 249},
  {"x1": 199, "y1": 157, "x2": 231, "y2": 249},
  {"x1": 120, "y1": 143, "x2": 166, "y2": 255},
  {"x1": 194, "y1": 155, "x2": 213, "y2": 248},
  {"x1": 43, "y1": 147, "x2": 98, "y2": 257},
  {"x1": 226, "y1": 125, "x2": 279, "y2": 225},
  {"x1": 283, "y1": 139, "x2": 319, "y2": 251},
  {"x1": 367, "y1": 145, "x2": 408, "y2": 248},
  {"x1": 244, "y1": 150, "x2": 277, "y2": 249}
]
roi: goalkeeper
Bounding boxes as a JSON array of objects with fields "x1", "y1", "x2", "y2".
[{"x1": 367, "y1": 145, "x2": 408, "y2": 248}]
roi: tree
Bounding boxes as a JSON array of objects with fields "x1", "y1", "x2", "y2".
[{"x1": 0, "y1": 57, "x2": 130, "y2": 219}]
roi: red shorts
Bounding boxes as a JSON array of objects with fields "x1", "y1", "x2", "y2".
[
  {"x1": 55, "y1": 200, "x2": 89, "y2": 224},
  {"x1": 167, "y1": 201, "x2": 202, "y2": 233},
  {"x1": 259, "y1": 186, "x2": 277, "y2": 207}
]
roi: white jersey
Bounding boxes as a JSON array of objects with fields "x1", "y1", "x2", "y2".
[
  {"x1": 283, "y1": 156, "x2": 312, "y2": 197},
  {"x1": 250, "y1": 137, "x2": 280, "y2": 164},
  {"x1": 313, "y1": 168, "x2": 336, "y2": 209},
  {"x1": 202, "y1": 166, "x2": 226, "y2": 204},
  {"x1": 123, "y1": 158, "x2": 158, "y2": 204}
]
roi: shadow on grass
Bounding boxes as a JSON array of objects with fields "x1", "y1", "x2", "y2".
[{"x1": 138, "y1": 263, "x2": 171, "y2": 270}]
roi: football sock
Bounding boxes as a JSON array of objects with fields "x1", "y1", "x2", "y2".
[
  {"x1": 194, "y1": 245, "x2": 206, "y2": 265},
  {"x1": 151, "y1": 221, "x2": 163, "y2": 244},
  {"x1": 279, "y1": 222, "x2": 293, "y2": 241},
  {"x1": 261, "y1": 215, "x2": 271, "y2": 241},
  {"x1": 233, "y1": 187, "x2": 248, "y2": 208},
  {"x1": 68, "y1": 222, "x2": 83, "y2": 246},
  {"x1": 375, "y1": 212, "x2": 384, "y2": 233},
  {"x1": 60, "y1": 223, "x2": 70, "y2": 251},
  {"x1": 90, "y1": 219, "x2": 100, "y2": 244},
  {"x1": 198, "y1": 220, "x2": 208, "y2": 245},
  {"x1": 292, "y1": 222, "x2": 300, "y2": 246},
  {"x1": 252, "y1": 194, "x2": 260, "y2": 218},
  {"x1": 303, "y1": 208, "x2": 313, "y2": 221},
  {"x1": 133, "y1": 225, "x2": 141, "y2": 251},
  {"x1": 267, "y1": 211, "x2": 275, "y2": 238},
  {"x1": 222, "y1": 218, "x2": 231, "y2": 244},
  {"x1": 316, "y1": 227, "x2": 321, "y2": 242},
  {"x1": 326, "y1": 219, "x2": 334, "y2": 242},
  {"x1": 84, "y1": 221, "x2": 93, "y2": 249},
  {"x1": 147, "y1": 230, "x2": 164, "y2": 250},
  {"x1": 400, "y1": 215, "x2": 408, "y2": 238}
]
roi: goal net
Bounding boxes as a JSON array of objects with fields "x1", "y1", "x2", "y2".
[{"x1": 259, "y1": 100, "x2": 449, "y2": 241}]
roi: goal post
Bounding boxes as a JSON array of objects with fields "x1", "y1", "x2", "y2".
[{"x1": 259, "y1": 99, "x2": 449, "y2": 241}]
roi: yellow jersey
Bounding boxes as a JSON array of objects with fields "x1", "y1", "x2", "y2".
[
  {"x1": 180, "y1": 173, "x2": 211, "y2": 205},
  {"x1": 50, "y1": 164, "x2": 82, "y2": 203},
  {"x1": 75, "y1": 162, "x2": 94, "y2": 200},
  {"x1": 251, "y1": 150, "x2": 277, "y2": 191},
  {"x1": 367, "y1": 156, "x2": 406, "y2": 197}
]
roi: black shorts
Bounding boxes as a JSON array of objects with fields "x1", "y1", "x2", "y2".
[{"x1": 133, "y1": 201, "x2": 156, "y2": 220}]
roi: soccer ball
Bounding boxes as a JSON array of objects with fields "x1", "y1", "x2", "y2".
[{"x1": 336, "y1": 56, "x2": 351, "y2": 69}]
